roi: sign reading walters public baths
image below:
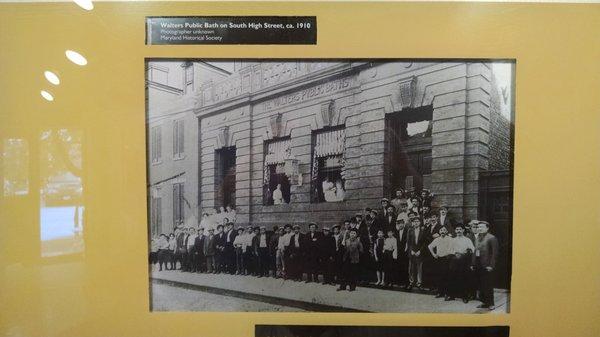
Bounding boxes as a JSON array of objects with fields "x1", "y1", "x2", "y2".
[{"x1": 146, "y1": 16, "x2": 317, "y2": 45}]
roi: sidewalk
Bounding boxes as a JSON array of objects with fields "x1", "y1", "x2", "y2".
[{"x1": 150, "y1": 269, "x2": 509, "y2": 313}]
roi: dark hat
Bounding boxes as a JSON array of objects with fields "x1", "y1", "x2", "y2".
[
  {"x1": 308, "y1": 222, "x2": 318, "y2": 228},
  {"x1": 216, "y1": 224, "x2": 224, "y2": 229},
  {"x1": 370, "y1": 209, "x2": 378, "y2": 215},
  {"x1": 284, "y1": 224, "x2": 292, "y2": 229},
  {"x1": 365, "y1": 207, "x2": 372, "y2": 212},
  {"x1": 381, "y1": 198, "x2": 389, "y2": 202},
  {"x1": 332, "y1": 225, "x2": 341, "y2": 230},
  {"x1": 253, "y1": 226, "x2": 260, "y2": 230}
]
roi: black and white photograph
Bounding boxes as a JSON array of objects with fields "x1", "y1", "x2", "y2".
[{"x1": 146, "y1": 60, "x2": 514, "y2": 313}]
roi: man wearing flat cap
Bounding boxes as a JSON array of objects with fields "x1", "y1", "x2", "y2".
[
  {"x1": 286, "y1": 224, "x2": 304, "y2": 281},
  {"x1": 304, "y1": 222, "x2": 322, "y2": 283},
  {"x1": 256, "y1": 226, "x2": 270, "y2": 277},
  {"x1": 380, "y1": 198, "x2": 390, "y2": 220},
  {"x1": 320, "y1": 226, "x2": 336, "y2": 285}
]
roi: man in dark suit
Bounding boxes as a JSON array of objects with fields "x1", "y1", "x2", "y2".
[
  {"x1": 193, "y1": 228, "x2": 206, "y2": 273},
  {"x1": 428, "y1": 213, "x2": 443, "y2": 238},
  {"x1": 304, "y1": 222, "x2": 322, "y2": 283},
  {"x1": 223, "y1": 222, "x2": 237, "y2": 274},
  {"x1": 256, "y1": 226, "x2": 270, "y2": 277},
  {"x1": 320, "y1": 227, "x2": 336, "y2": 285},
  {"x1": 471, "y1": 221, "x2": 499, "y2": 310},
  {"x1": 406, "y1": 217, "x2": 428, "y2": 290},
  {"x1": 203, "y1": 228, "x2": 217, "y2": 273},
  {"x1": 268, "y1": 226, "x2": 281, "y2": 278},
  {"x1": 175, "y1": 226, "x2": 186, "y2": 271},
  {"x1": 286, "y1": 225, "x2": 304, "y2": 281},
  {"x1": 382, "y1": 205, "x2": 397, "y2": 233},
  {"x1": 439, "y1": 206, "x2": 455, "y2": 234},
  {"x1": 249, "y1": 226, "x2": 261, "y2": 276},
  {"x1": 214, "y1": 224, "x2": 226, "y2": 273},
  {"x1": 393, "y1": 218, "x2": 410, "y2": 288}
]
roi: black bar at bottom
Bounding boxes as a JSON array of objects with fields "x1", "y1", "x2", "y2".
[{"x1": 256, "y1": 325, "x2": 509, "y2": 337}]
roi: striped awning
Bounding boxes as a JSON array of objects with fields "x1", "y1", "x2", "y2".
[
  {"x1": 315, "y1": 129, "x2": 345, "y2": 157},
  {"x1": 265, "y1": 139, "x2": 292, "y2": 165}
]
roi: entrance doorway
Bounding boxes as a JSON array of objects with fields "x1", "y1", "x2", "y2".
[
  {"x1": 385, "y1": 106, "x2": 433, "y2": 197},
  {"x1": 479, "y1": 170, "x2": 513, "y2": 290},
  {"x1": 215, "y1": 146, "x2": 236, "y2": 208}
]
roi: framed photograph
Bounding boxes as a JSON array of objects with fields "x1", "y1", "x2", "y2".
[
  {"x1": 1, "y1": 1, "x2": 599, "y2": 337},
  {"x1": 146, "y1": 59, "x2": 514, "y2": 313}
]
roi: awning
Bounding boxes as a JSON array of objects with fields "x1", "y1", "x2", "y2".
[
  {"x1": 315, "y1": 129, "x2": 345, "y2": 157},
  {"x1": 265, "y1": 139, "x2": 292, "y2": 165}
]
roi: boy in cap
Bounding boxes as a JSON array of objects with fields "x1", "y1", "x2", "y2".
[{"x1": 337, "y1": 228, "x2": 364, "y2": 291}]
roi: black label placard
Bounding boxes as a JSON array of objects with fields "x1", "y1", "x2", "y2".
[
  {"x1": 146, "y1": 16, "x2": 316, "y2": 45},
  {"x1": 255, "y1": 325, "x2": 510, "y2": 337}
]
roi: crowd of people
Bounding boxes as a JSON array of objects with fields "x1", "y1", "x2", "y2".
[{"x1": 149, "y1": 189, "x2": 500, "y2": 310}]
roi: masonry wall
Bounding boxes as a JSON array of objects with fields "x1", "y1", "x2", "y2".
[
  {"x1": 147, "y1": 109, "x2": 198, "y2": 234},
  {"x1": 488, "y1": 73, "x2": 512, "y2": 171},
  {"x1": 197, "y1": 62, "x2": 497, "y2": 228}
]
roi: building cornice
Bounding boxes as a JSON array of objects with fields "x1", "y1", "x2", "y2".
[{"x1": 195, "y1": 62, "x2": 371, "y2": 118}]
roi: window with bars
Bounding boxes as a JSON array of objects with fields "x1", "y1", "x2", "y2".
[
  {"x1": 311, "y1": 127, "x2": 346, "y2": 203},
  {"x1": 150, "y1": 125, "x2": 162, "y2": 163},
  {"x1": 173, "y1": 119, "x2": 185, "y2": 159},
  {"x1": 172, "y1": 183, "x2": 185, "y2": 227}
]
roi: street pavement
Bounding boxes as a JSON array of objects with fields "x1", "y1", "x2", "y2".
[
  {"x1": 150, "y1": 268, "x2": 509, "y2": 313},
  {"x1": 152, "y1": 283, "x2": 304, "y2": 312}
]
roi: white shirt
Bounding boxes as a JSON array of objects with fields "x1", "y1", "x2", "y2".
[
  {"x1": 452, "y1": 235, "x2": 475, "y2": 254},
  {"x1": 186, "y1": 234, "x2": 197, "y2": 249},
  {"x1": 233, "y1": 233, "x2": 245, "y2": 248},
  {"x1": 428, "y1": 235, "x2": 454, "y2": 257},
  {"x1": 273, "y1": 188, "x2": 284, "y2": 205},
  {"x1": 333, "y1": 233, "x2": 341, "y2": 250},
  {"x1": 383, "y1": 237, "x2": 398, "y2": 259},
  {"x1": 259, "y1": 234, "x2": 267, "y2": 248},
  {"x1": 292, "y1": 233, "x2": 301, "y2": 247}
]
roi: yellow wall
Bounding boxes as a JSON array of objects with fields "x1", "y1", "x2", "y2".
[{"x1": 0, "y1": 2, "x2": 599, "y2": 337}]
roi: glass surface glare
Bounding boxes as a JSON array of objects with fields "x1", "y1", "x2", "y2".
[
  {"x1": 65, "y1": 50, "x2": 87, "y2": 66},
  {"x1": 2, "y1": 138, "x2": 29, "y2": 196},
  {"x1": 40, "y1": 90, "x2": 54, "y2": 101},
  {"x1": 73, "y1": 0, "x2": 94, "y2": 11},
  {"x1": 40, "y1": 129, "x2": 85, "y2": 257},
  {"x1": 44, "y1": 71, "x2": 60, "y2": 85}
]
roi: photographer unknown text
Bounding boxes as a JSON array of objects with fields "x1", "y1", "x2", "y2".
[{"x1": 146, "y1": 16, "x2": 317, "y2": 45}]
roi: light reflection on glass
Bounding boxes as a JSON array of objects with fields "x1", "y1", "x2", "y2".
[
  {"x1": 73, "y1": 0, "x2": 94, "y2": 11},
  {"x1": 41, "y1": 90, "x2": 54, "y2": 101},
  {"x1": 40, "y1": 129, "x2": 85, "y2": 257},
  {"x1": 2, "y1": 138, "x2": 29, "y2": 196},
  {"x1": 44, "y1": 71, "x2": 60, "y2": 85},
  {"x1": 65, "y1": 50, "x2": 88, "y2": 66}
]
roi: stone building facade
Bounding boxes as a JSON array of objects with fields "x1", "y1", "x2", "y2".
[
  {"x1": 147, "y1": 61, "x2": 230, "y2": 235},
  {"x1": 194, "y1": 61, "x2": 512, "y2": 229}
]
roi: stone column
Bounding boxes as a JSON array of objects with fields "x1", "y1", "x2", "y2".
[{"x1": 430, "y1": 62, "x2": 492, "y2": 222}]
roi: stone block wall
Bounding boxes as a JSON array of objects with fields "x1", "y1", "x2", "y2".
[{"x1": 195, "y1": 62, "x2": 499, "y2": 228}]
